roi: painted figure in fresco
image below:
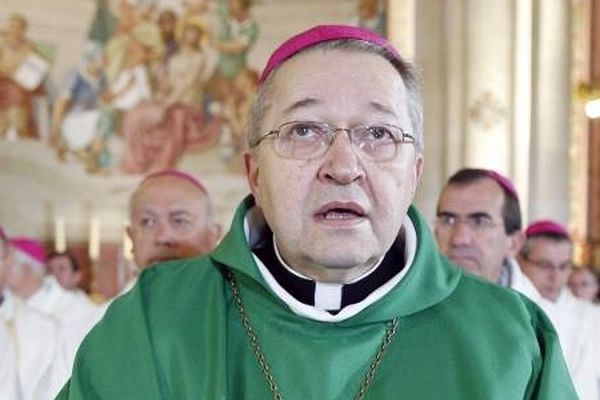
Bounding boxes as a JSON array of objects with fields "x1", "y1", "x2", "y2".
[
  {"x1": 206, "y1": 0, "x2": 258, "y2": 157},
  {"x1": 50, "y1": 42, "x2": 108, "y2": 164},
  {"x1": 222, "y1": 67, "x2": 257, "y2": 153},
  {"x1": 103, "y1": 0, "x2": 164, "y2": 86},
  {"x1": 352, "y1": 0, "x2": 387, "y2": 37},
  {"x1": 120, "y1": 21, "x2": 220, "y2": 174},
  {"x1": 156, "y1": 9, "x2": 179, "y2": 73},
  {"x1": 212, "y1": 0, "x2": 258, "y2": 84},
  {"x1": 0, "y1": 14, "x2": 48, "y2": 140}
]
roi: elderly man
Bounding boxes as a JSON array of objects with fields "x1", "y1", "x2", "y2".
[
  {"x1": 57, "y1": 25, "x2": 575, "y2": 399},
  {"x1": 127, "y1": 169, "x2": 222, "y2": 270},
  {"x1": 434, "y1": 168, "x2": 540, "y2": 300},
  {"x1": 519, "y1": 220, "x2": 599, "y2": 400},
  {"x1": 3, "y1": 237, "x2": 100, "y2": 370},
  {"x1": 0, "y1": 230, "x2": 68, "y2": 399}
]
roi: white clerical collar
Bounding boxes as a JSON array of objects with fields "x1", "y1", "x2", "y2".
[
  {"x1": 244, "y1": 210, "x2": 417, "y2": 322},
  {"x1": 271, "y1": 235, "x2": 385, "y2": 311}
]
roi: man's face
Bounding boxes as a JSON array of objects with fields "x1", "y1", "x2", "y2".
[
  {"x1": 48, "y1": 255, "x2": 81, "y2": 290},
  {"x1": 435, "y1": 179, "x2": 520, "y2": 282},
  {"x1": 245, "y1": 49, "x2": 423, "y2": 283},
  {"x1": 568, "y1": 268, "x2": 598, "y2": 302},
  {"x1": 127, "y1": 177, "x2": 221, "y2": 268},
  {"x1": 520, "y1": 237, "x2": 572, "y2": 302}
]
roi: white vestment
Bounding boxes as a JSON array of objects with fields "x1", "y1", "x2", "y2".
[
  {"x1": 506, "y1": 257, "x2": 543, "y2": 303},
  {"x1": 539, "y1": 290, "x2": 599, "y2": 400},
  {"x1": 23, "y1": 276, "x2": 102, "y2": 366},
  {"x1": 0, "y1": 291, "x2": 69, "y2": 400}
]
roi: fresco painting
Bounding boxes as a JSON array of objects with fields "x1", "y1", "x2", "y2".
[{"x1": 0, "y1": 0, "x2": 388, "y2": 243}]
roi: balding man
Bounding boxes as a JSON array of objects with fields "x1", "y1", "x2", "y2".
[{"x1": 127, "y1": 169, "x2": 222, "y2": 270}]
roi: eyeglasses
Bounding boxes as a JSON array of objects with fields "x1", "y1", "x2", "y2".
[
  {"x1": 434, "y1": 213, "x2": 499, "y2": 232},
  {"x1": 521, "y1": 256, "x2": 573, "y2": 273},
  {"x1": 250, "y1": 121, "x2": 415, "y2": 161}
]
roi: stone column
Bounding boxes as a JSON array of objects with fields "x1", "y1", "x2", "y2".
[{"x1": 528, "y1": 0, "x2": 571, "y2": 223}]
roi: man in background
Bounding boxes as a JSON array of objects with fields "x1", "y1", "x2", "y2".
[
  {"x1": 3, "y1": 237, "x2": 99, "y2": 368},
  {"x1": 127, "y1": 169, "x2": 222, "y2": 270},
  {"x1": 519, "y1": 220, "x2": 599, "y2": 400},
  {"x1": 569, "y1": 266, "x2": 599, "y2": 304},
  {"x1": 47, "y1": 251, "x2": 84, "y2": 291},
  {"x1": 0, "y1": 229, "x2": 68, "y2": 399},
  {"x1": 434, "y1": 168, "x2": 540, "y2": 300}
]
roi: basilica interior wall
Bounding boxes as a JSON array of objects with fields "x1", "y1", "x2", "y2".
[{"x1": 0, "y1": 0, "x2": 593, "y2": 294}]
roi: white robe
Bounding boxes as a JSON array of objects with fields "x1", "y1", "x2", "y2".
[
  {"x1": 0, "y1": 291, "x2": 69, "y2": 400},
  {"x1": 0, "y1": 313, "x2": 20, "y2": 399},
  {"x1": 23, "y1": 276, "x2": 102, "y2": 367},
  {"x1": 539, "y1": 290, "x2": 599, "y2": 400},
  {"x1": 506, "y1": 257, "x2": 543, "y2": 303},
  {"x1": 508, "y1": 259, "x2": 599, "y2": 399}
]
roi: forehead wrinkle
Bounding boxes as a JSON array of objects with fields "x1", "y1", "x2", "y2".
[
  {"x1": 281, "y1": 98, "x2": 320, "y2": 118},
  {"x1": 368, "y1": 101, "x2": 398, "y2": 118}
]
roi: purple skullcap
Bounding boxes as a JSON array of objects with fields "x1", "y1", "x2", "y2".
[
  {"x1": 9, "y1": 237, "x2": 47, "y2": 264},
  {"x1": 526, "y1": 220, "x2": 569, "y2": 239},
  {"x1": 140, "y1": 169, "x2": 207, "y2": 195},
  {"x1": 483, "y1": 170, "x2": 519, "y2": 200},
  {"x1": 258, "y1": 24, "x2": 402, "y2": 85}
]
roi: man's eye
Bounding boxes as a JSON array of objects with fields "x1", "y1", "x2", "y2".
[
  {"x1": 367, "y1": 126, "x2": 392, "y2": 140},
  {"x1": 286, "y1": 123, "x2": 323, "y2": 139},
  {"x1": 472, "y1": 216, "x2": 492, "y2": 227},
  {"x1": 437, "y1": 215, "x2": 455, "y2": 226},
  {"x1": 173, "y1": 218, "x2": 191, "y2": 226},
  {"x1": 140, "y1": 218, "x2": 155, "y2": 228}
]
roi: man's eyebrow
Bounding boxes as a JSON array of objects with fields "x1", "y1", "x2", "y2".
[
  {"x1": 436, "y1": 211, "x2": 494, "y2": 219},
  {"x1": 368, "y1": 101, "x2": 397, "y2": 117},
  {"x1": 466, "y1": 212, "x2": 494, "y2": 219},
  {"x1": 169, "y1": 209, "x2": 194, "y2": 218},
  {"x1": 282, "y1": 98, "x2": 319, "y2": 117}
]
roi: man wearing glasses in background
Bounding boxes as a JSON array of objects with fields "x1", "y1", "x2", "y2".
[
  {"x1": 519, "y1": 221, "x2": 599, "y2": 400},
  {"x1": 434, "y1": 168, "x2": 541, "y2": 301},
  {"x1": 57, "y1": 26, "x2": 576, "y2": 399}
]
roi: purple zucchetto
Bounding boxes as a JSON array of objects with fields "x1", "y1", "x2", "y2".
[
  {"x1": 258, "y1": 24, "x2": 402, "y2": 85},
  {"x1": 526, "y1": 220, "x2": 569, "y2": 239}
]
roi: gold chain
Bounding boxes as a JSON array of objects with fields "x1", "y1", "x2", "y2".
[{"x1": 225, "y1": 269, "x2": 399, "y2": 400}]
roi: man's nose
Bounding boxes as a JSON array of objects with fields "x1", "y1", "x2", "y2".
[
  {"x1": 448, "y1": 222, "x2": 474, "y2": 245},
  {"x1": 318, "y1": 131, "x2": 364, "y2": 184},
  {"x1": 154, "y1": 222, "x2": 175, "y2": 245}
]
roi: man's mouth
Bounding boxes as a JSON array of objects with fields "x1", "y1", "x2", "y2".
[{"x1": 315, "y1": 202, "x2": 366, "y2": 221}]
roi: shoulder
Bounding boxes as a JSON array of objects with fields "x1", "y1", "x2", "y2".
[
  {"x1": 101, "y1": 255, "x2": 227, "y2": 320},
  {"x1": 450, "y1": 272, "x2": 552, "y2": 330}
]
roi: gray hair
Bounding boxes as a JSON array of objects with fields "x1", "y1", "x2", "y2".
[{"x1": 247, "y1": 39, "x2": 424, "y2": 154}]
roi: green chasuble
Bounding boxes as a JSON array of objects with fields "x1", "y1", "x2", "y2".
[{"x1": 57, "y1": 197, "x2": 577, "y2": 400}]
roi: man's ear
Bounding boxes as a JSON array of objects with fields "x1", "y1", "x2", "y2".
[
  {"x1": 408, "y1": 155, "x2": 424, "y2": 197},
  {"x1": 244, "y1": 151, "x2": 261, "y2": 207},
  {"x1": 126, "y1": 226, "x2": 134, "y2": 255},
  {"x1": 209, "y1": 223, "x2": 223, "y2": 249},
  {"x1": 508, "y1": 230, "x2": 525, "y2": 258},
  {"x1": 73, "y1": 269, "x2": 83, "y2": 286}
]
